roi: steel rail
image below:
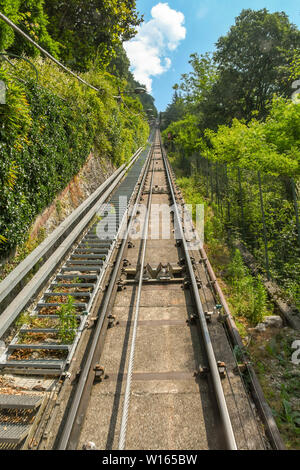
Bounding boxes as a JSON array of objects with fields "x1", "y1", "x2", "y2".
[
  {"x1": 57, "y1": 142, "x2": 154, "y2": 450},
  {"x1": 160, "y1": 134, "x2": 238, "y2": 450},
  {"x1": 118, "y1": 147, "x2": 155, "y2": 450}
]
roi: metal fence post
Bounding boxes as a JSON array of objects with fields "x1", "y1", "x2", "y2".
[
  {"x1": 225, "y1": 164, "x2": 231, "y2": 222},
  {"x1": 238, "y1": 167, "x2": 245, "y2": 233},
  {"x1": 209, "y1": 161, "x2": 214, "y2": 203},
  {"x1": 215, "y1": 161, "x2": 220, "y2": 213},
  {"x1": 205, "y1": 158, "x2": 209, "y2": 198}
]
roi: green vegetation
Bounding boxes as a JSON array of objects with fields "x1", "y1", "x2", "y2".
[
  {"x1": 0, "y1": 59, "x2": 148, "y2": 254},
  {"x1": 164, "y1": 9, "x2": 300, "y2": 448},
  {"x1": 162, "y1": 9, "x2": 300, "y2": 133},
  {"x1": 0, "y1": 228, "x2": 46, "y2": 281},
  {"x1": 0, "y1": 1, "x2": 142, "y2": 71},
  {"x1": 0, "y1": 0, "x2": 60, "y2": 56},
  {"x1": 177, "y1": 167, "x2": 300, "y2": 450},
  {"x1": 162, "y1": 8, "x2": 300, "y2": 309},
  {"x1": 227, "y1": 250, "x2": 269, "y2": 326},
  {"x1": 0, "y1": 2, "x2": 157, "y2": 258},
  {"x1": 57, "y1": 295, "x2": 77, "y2": 344}
]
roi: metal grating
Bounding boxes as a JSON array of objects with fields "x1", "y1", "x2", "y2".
[
  {"x1": 0, "y1": 394, "x2": 42, "y2": 410},
  {"x1": 0, "y1": 422, "x2": 31, "y2": 444}
]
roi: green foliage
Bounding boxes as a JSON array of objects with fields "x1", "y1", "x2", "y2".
[
  {"x1": 160, "y1": 91, "x2": 187, "y2": 131},
  {"x1": 0, "y1": 58, "x2": 149, "y2": 254},
  {"x1": 0, "y1": 0, "x2": 142, "y2": 71},
  {"x1": 0, "y1": 0, "x2": 60, "y2": 56},
  {"x1": 204, "y1": 97, "x2": 300, "y2": 177},
  {"x1": 250, "y1": 328, "x2": 300, "y2": 449},
  {"x1": 43, "y1": 0, "x2": 142, "y2": 71},
  {"x1": 213, "y1": 8, "x2": 300, "y2": 122},
  {"x1": 161, "y1": 10, "x2": 300, "y2": 310},
  {"x1": 175, "y1": 173, "x2": 271, "y2": 327},
  {"x1": 163, "y1": 8, "x2": 300, "y2": 141},
  {"x1": 290, "y1": 50, "x2": 300, "y2": 81},
  {"x1": 177, "y1": 53, "x2": 218, "y2": 104},
  {"x1": 226, "y1": 250, "x2": 269, "y2": 325},
  {"x1": 163, "y1": 114, "x2": 202, "y2": 156}
]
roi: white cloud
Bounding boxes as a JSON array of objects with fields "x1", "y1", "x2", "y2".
[{"x1": 124, "y1": 3, "x2": 186, "y2": 93}]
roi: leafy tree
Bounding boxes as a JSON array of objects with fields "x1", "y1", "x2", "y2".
[
  {"x1": 107, "y1": 42, "x2": 131, "y2": 79},
  {"x1": 164, "y1": 9, "x2": 300, "y2": 133},
  {"x1": 176, "y1": 52, "x2": 218, "y2": 108},
  {"x1": 160, "y1": 90, "x2": 187, "y2": 130},
  {"x1": 204, "y1": 97, "x2": 300, "y2": 177},
  {"x1": 43, "y1": 0, "x2": 143, "y2": 71}
]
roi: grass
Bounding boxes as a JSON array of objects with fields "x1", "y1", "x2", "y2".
[{"x1": 57, "y1": 296, "x2": 78, "y2": 344}]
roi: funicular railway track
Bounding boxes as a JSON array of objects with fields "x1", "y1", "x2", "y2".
[
  {"x1": 0, "y1": 128, "x2": 284, "y2": 451},
  {"x1": 54, "y1": 130, "x2": 272, "y2": 450}
]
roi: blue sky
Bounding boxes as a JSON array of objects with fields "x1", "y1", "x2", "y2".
[{"x1": 124, "y1": 1, "x2": 300, "y2": 112}]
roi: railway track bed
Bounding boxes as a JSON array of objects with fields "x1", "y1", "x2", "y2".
[{"x1": 74, "y1": 135, "x2": 264, "y2": 450}]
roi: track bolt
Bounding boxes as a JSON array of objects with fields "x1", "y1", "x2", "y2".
[
  {"x1": 217, "y1": 361, "x2": 226, "y2": 378},
  {"x1": 205, "y1": 311, "x2": 213, "y2": 323},
  {"x1": 128, "y1": 241, "x2": 134, "y2": 248},
  {"x1": 108, "y1": 314, "x2": 116, "y2": 328},
  {"x1": 117, "y1": 280, "x2": 126, "y2": 291},
  {"x1": 188, "y1": 313, "x2": 198, "y2": 325},
  {"x1": 193, "y1": 365, "x2": 209, "y2": 377}
]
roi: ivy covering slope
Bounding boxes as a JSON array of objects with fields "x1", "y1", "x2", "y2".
[{"x1": 0, "y1": 58, "x2": 149, "y2": 253}]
